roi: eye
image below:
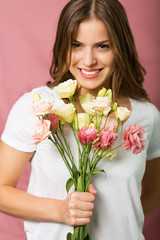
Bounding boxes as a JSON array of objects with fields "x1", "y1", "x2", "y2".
[
  {"x1": 98, "y1": 44, "x2": 110, "y2": 49},
  {"x1": 72, "y1": 43, "x2": 81, "y2": 48}
]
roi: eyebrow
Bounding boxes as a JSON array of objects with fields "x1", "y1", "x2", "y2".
[{"x1": 73, "y1": 40, "x2": 109, "y2": 45}]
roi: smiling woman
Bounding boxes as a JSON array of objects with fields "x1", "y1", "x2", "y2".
[
  {"x1": 69, "y1": 19, "x2": 114, "y2": 95},
  {"x1": 0, "y1": 0, "x2": 160, "y2": 240},
  {"x1": 48, "y1": 0, "x2": 149, "y2": 103}
]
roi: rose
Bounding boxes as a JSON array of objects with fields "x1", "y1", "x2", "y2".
[
  {"x1": 53, "y1": 79, "x2": 77, "y2": 98},
  {"x1": 54, "y1": 103, "x2": 75, "y2": 123},
  {"x1": 79, "y1": 93, "x2": 96, "y2": 116},
  {"x1": 32, "y1": 119, "x2": 51, "y2": 144},
  {"x1": 74, "y1": 113, "x2": 90, "y2": 130},
  {"x1": 122, "y1": 124, "x2": 147, "y2": 154},
  {"x1": 101, "y1": 116, "x2": 118, "y2": 132},
  {"x1": 80, "y1": 96, "x2": 112, "y2": 116},
  {"x1": 98, "y1": 147, "x2": 116, "y2": 159},
  {"x1": 77, "y1": 126, "x2": 98, "y2": 145},
  {"x1": 81, "y1": 101, "x2": 96, "y2": 116},
  {"x1": 33, "y1": 92, "x2": 41, "y2": 103},
  {"x1": 92, "y1": 96, "x2": 112, "y2": 115},
  {"x1": 97, "y1": 88, "x2": 112, "y2": 99},
  {"x1": 45, "y1": 113, "x2": 59, "y2": 131},
  {"x1": 94, "y1": 129, "x2": 118, "y2": 149},
  {"x1": 115, "y1": 107, "x2": 130, "y2": 121},
  {"x1": 33, "y1": 99, "x2": 53, "y2": 116},
  {"x1": 104, "y1": 147, "x2": 116, "y2": 159}
]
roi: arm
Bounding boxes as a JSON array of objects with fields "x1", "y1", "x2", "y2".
[
  {"x1": 141, "y1": 157, "x2": 160, "y2": 218},
  {"x1": 0, "y1": 141, "x2": 96, "y2": 225}
]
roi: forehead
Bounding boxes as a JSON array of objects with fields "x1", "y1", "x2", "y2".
[{"x1": 74, "y1": 18, "x2": 109, "y2": 42}]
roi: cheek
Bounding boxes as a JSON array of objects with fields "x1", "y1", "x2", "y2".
[
  {"x1": 70, "y1": 52, "x2": 80, "y2": 65},
  {"x1": 100, "y1": 52, "x2": 114, "y2": 66}
]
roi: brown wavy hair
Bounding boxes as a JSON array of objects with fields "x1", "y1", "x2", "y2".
[{"x1": 48, "y1": 0, "x2": 149, "y2": 101}]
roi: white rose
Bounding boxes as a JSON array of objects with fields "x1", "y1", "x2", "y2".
[
  {"x1": 115, "y1": 107, "x2": 131, "y2": 121},
  {"x1": 92, "y1": 97, "x2": 112, "y2": 116},
  {"x1": 54, "y1": 103, "x2": 75, "y2": 123},
  {"x1": 33, "y1": 99, "x2": 53, "y2": 116},
  {"x1": 53, "y1": 79, "x2": 77, "y2": 98},
  {"x1": 79, "y1": 93, "x2": 95, "y2": 116},
  {"x1": 81, "y1": 102, "x2": 96, "y2": 116}
]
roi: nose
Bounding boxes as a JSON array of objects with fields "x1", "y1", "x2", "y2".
[{"x1": 83, "y1": 48, "x2": 97, "y2": 67}]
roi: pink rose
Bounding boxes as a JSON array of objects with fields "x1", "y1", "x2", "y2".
[
  {"x1": 77, "y1": 126, "x2": 98, "y2": 145},
  {"x1": 45, "y1": 113, "x2": 59, "y2": 131},
  {"x1": 122, "y1": 124, "x2": 147, "y2": 154},
  {"x1": 33, "y1": 99, "x2": 53, "y2": 116},
  {"x1": 101, "y1": 116, "x2": 118, "y2": 132},
  {"x1": 32, "y1": 119, "x2": 51, "y2": 144},
  {"x1": 94, "y1": 129, "x2": 118, "y2": 149}
]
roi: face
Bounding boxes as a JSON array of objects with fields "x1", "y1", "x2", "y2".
[{"x1": 69, "y1": 18, "x2": 114, "y2": 95}]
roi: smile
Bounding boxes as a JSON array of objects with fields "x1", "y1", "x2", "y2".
[
  {"x1": 78, "y1": 68, "x2": 102, "y2": 79},
  {"x1": 81, "y1": 69, "x2": 102, "y2": 75}
]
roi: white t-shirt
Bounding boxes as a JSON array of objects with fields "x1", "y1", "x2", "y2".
[{"x1": 1, "y1": 86, "x2": 160, "y2": 240}]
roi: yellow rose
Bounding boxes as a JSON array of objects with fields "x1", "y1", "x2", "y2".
[
  {"x1": 53, "y1": 79, "x2": 77, "y2": 98},
  {"x1": 97, "y1": 87, "x2": 107, "y2": 97},
  {"x1": 54, "y1": 103, "x2": 75, "y2": 123},
  {"x1": 104, "y1": 147, "x2": 116, "y2": 159},
  {"x1": 97, "y1": 88, "x2": 112, "y2": 99},
  {"x1": 74, "y1": 113, "x2": 90, "y2": 130},
  {"x1": 33, "y1": 92, "x2": 41, "y2": 103},
  {"x1": 97, "y1": 147, "x2": 116, "y2": 159},
  {"x1": 115, "y1": 107, "x2": 131, "y2": 121},
  {"x1": 112, "y1": 102, "x2": 118, "y2": 112},
  {"x1": 105, "y1": 89, "x2": 112, "y2": 99}
]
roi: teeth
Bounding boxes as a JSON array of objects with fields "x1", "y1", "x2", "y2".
[{"x1": 81, "y1": 69, "x2": 100, "y2": 75}]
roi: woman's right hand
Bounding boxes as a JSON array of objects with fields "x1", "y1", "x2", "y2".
[{"x1": 61, "y1": 185, "x2": 97, "y2": 226}]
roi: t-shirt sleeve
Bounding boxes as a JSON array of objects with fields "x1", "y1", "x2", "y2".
[
  {"x1": 147, "y1": 104, "x2": 160, "y2": 160},
  {"x1": 1, "y1": 92, "x2": 37, "y2": 152}
]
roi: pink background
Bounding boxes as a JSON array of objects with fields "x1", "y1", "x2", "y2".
[{"x1": 0, "y1": 0, "x2": 159, "y2": 239}]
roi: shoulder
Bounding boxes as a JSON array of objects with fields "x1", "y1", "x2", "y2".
[
  {"x1": 11, "y1": 86, "x2": 64, "y2": 113},
  {"x1": 130, "y1": 99, "x2": 160, "y2": 122},
  {"x1": 128, "y1": 99, "x2": 160, "y2": 141},
  {"x1": 1, "y1": 86, "x2": 64, "y2": 152}
]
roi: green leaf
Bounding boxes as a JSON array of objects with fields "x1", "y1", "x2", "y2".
[
  {"x1": 84, "y1": 234, "x2": 91, "y2": 240},
  {"x1": 73, "y1": 226, "x2": 80, "y2": 240},
  {"x1": 92, "y1": 169, "x2": 106, "y2": 176},
  {"x1": 77, "y1": 175, "x2": 84, "y2": 192},
  {"x1": 66, "y1": 178, "x2": 74, "y2": 193},
  {"x1": 84, "y1": 225, "x2": 89, "y2": 238},
  {"x1": 79, "y1": 226, "x2": 84, "y2": 239},
  {"x1": 72, "y1": 165, "x2": 78, "y2": 179},
  {"x1": 67, "y1": 232, "x2": 73, "y2": 240},
  {"x1": 86, "y1": 160, "x2": 90, "y2": 174}
]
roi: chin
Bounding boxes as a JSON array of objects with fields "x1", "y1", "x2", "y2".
[{"x1": 78, "y1": 79, "x2": 105, "y2": 90}]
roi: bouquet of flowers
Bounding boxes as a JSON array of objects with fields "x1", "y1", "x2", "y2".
[{"x1": 32, "y1": 79, "x2": 146, "y2": 240}]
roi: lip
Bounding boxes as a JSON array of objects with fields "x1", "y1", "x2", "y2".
[{"x1": 78, "y1": 68, "x2": 103, "y2": 79}]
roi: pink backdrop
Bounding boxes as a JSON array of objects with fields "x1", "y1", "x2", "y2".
[{"x1": 0, "y1": 0, "x2": 159, "y2": 239}]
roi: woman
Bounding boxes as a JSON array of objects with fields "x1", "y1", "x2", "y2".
[{"x1": 0, "y1": 0, "x2": 160, "y2": 239}]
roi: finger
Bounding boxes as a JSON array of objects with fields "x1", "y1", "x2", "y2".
[
  {"x1": 70, "y1": 209, "x2": 93, "y2": 218},
  {"x1": 70, "y1": 200, "x2": 94, "y2": 211},
  {"x1": 70, "y1": 191, "x2": 95, "y2": 202},
  {"x1": 88, "y1": 184, "x2": 98, "y2": 195},
  {"x1": 70, "y1": 217, "x2": 91, "y2": 226}
]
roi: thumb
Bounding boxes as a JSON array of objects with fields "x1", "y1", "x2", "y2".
[{"x1": 88, "y1": 184, "x2": 98, "y2": 195}]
